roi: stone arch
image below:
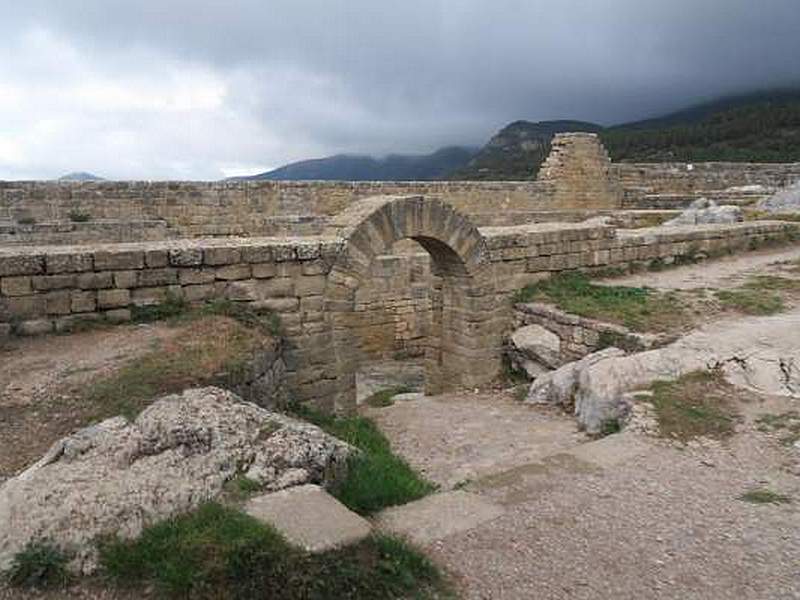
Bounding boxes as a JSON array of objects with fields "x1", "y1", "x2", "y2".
[{"x1": 322, "y1": 195, "x2": 502, "y2": 412}]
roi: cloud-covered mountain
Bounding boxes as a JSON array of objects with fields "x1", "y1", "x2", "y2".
[{"x1": 239, "y1": 146, "x2": 477, "y2": 181}]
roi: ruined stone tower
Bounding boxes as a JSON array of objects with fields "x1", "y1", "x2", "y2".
[{"x1": 538, "y1": 132, "x2": 623, "y2": 209}]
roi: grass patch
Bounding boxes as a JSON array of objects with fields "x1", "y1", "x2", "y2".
[
  {"x1": 756, "y1": 411, "x2": 800, "y2": 447},
  {"x1": 715, "y1": 289, "x2": 784, "y2": 315},
  {"x1": 597, "y1": 417, "x2": 622, "y2": 437},
  {"x1": 67, "y1": 209, "x2": 91, "y2": 223},
  {"x1": 82, "y1": 314, "x2": 273, "y2": 421},
  {"x1": 3, "y1": 541, "x2": 70, "y2": 589},
  {"x1": 17, "y1": 216, "x2": 36, "y2": 225},
  {"x1": 714, "y1": 274, "x2": 800, "y2": 315},
  {"x1": 99, "y1": 502, "x2": 448, "y2": 599},
  {"x1": 513, "y1": 272, "x2": 685, "y2": 332},
  {"x1": 223, "y1": 475, "x2": 264, "y2": 503},
  {"x1": 363, "y1": 386, "x2": 413, "y2": 408},
  {"x1": 646, "y1": 370, "x2": 739, "y2": 442},
  {"x1": 291, "y1": 405, "x2": 436, "y2": 515},
  {"x1": 738, "y1": 488, "x2": 792, "y2": 505}
]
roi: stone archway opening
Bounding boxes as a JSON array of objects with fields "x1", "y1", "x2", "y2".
[{"x1": 322, "y1": 195, "x2": 502, "y2": 412}]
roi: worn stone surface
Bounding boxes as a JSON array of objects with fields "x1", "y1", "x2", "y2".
[
  {"x1": 571, "y1": 310, "x2": 800, "y2": 433},
  {"x1": 374, "y1": 491, "x2": 504, "y2": 546},
  {"x1": 0, "y1": 387, "x2": 354, "y2": 573},
  {"x1": 758, "y1": 179, "x2": 800, "y2": 213},
  {"x1": 662, "y1": 198, "x2": 743, "y2": 226},
  {"x1": 526, "y1": 347, "x2": 626, "y2": 409},
  {"x1": 245, "y1": 485, "x2": 371, "y2": 552},
  {"x1": 508, "y1": 324, "x2": 562, "y2": 378}
]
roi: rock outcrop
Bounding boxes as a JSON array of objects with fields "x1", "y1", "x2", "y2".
[
  {"x1": 0, "y1": 387, "x2": 354, "y2": 574},
  {"x1": 508, "y1": 324, "x2": 562, "y2": 378},
  {"x1": 757, "y1": 180, "x2": 800, "y2": 214},
  {"x1": 663, "y1": 198, "x2": 742, "y2": 226},
  {"x1": 535, "y1": 311, "x2": 800, "y2": 434}
]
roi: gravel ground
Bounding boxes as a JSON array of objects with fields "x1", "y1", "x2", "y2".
[
  {"x1": 601, "y1": 245, "x2": 800, "y2": 291},
  {"x1": 375, "y1": 391, "x2": 800, "y2": 600}
]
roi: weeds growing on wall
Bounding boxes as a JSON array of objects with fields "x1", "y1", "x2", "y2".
[{"x1": 3, "y1": 542, "x2": 70, "y2": 589}]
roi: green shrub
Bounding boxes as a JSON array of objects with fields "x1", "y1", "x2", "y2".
[
  {"x1": 67, "y1": 209, "x2": 91, "y2": 223},
  {"x1": 4, "y1": 541, "x2": 69, "y2": 589}
]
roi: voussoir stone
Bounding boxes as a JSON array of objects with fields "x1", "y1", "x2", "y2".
[{"x1": 0, "y1": 386, "x2": 354, "y2": 574}]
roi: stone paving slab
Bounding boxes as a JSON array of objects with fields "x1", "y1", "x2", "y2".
[
  {"x1": 245, "y1": 484, "x2": 371, "y2": 552},
  {"x1": 374, "y1": 490, "x2": 504, "y2": 546}
]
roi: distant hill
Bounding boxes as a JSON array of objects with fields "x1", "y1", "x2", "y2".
[
  {"x1": 241, "y1": 146, "x2": 477, "y2": 181},
  {"x1": 445, "y1": 90, "x2": 800, "y2": 179},
  {"x1": 57, "y1": 172, "x2": 104, "y2": 181},
  {"x1": 601, "y1": 90, "x2": 800, "y2": 162},
  {"x1": 448, "y1": 120, "x2": 603, "y2": 180}
]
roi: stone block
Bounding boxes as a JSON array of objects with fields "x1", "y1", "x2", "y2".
[
  {"x1": 241, "y1": 246, "x2": 273, "y2": 263},
  {"x1": 245, "y1": 485, "x2": 370, "y2": 553},
  {"x1": 295, "y1": 275, "x2": 326, "y2": 296},
  {"x1": 0, "y1": 254, "x2": 44, "y2": 277},
  {"x1": 45, "y1": 291, "x2": 71, "y2": 315},
  {"x1": 97, "y1": 288, "x2": 130, "y2": 308},
  {"x1": 105, "y1": 308, "x2": 132, "y2": 323},
  {"x1": 169, "y1": 247, "x2": 203, "y2": 267},
  {"x1": 113, "y1": 270, "x2": 138, "y2": 289},
  {"x1": 215, "y1": 264, "x2": 251, "y2": 281},
  {"x1": 46, "y1": 253, "x2": 92, "y2": 274},
  {"x1": 71, "y1": 290, "x2": 97, "y2": 313},
  {"x1": 94, "y1": 250, "x2": 144, "y2": 271},
  {"x1": 131, "y1": 287, "x2": 166, "y2": 306},
  {"x1": 31, "y1": 274, "x2": 76, "y2": 291},
  {"x1": 6, "y1": 296, "x2": 45, "y2": 318},
  {"x1": 144, "y1": 249, "x2": 169, "y2": 268},
  {"x1": 204, "y1": 246, "x2": 241, "y2": 265},
  {"x1": 252, "y1": 262, "x2": 277, "y2": 279},
  {"x1": 179, "y1": 268, "x2": 216, "y2": 285},
  {"x1": 1, "y1": 276, "x2": 32, "y2": 296},
  {"x1": 77, "y1": 272, "x2": 113, "y2": 290},
  {"x1": 138, "y1": 268, "x2": 178, "y2": 287},
  {"x1": 184, "y1": 284, "x2": 216, "y2": 302},
  {"x1": 16, "y1": 319, "x2": 53, "y2": 336},
  {"x1": 254, "y1": 297, "x2": 299, "y2": 313}
]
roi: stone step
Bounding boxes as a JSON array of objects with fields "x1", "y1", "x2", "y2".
[
  {"x1": 245, "y1": 484, "x2": 371, "y2": 552},
  {"x1": 374, "y1": 490, "x2": 504, "y2": 546}
]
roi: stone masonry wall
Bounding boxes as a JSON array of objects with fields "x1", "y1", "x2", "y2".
[
  {"x1": 616, "y1": 162, "x2": 800, "y2": 208},
  {"x1": 538, "y1": 133, "x2": 624, "y2": 209},
  {"x1": 2, "y1": 217, "x2": 798, "y2": 410},
  {"x1": 0, "y1": 180, "x2": 556, "y2": 238}
]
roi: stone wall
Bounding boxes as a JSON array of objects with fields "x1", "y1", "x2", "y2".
[
  {"x1": 513, "y1": 302, "x2": 667, "y2": 362},
  {"x1": 538, "y1": 133, "x2": 624, "y2": 209},
  {"x1": 0, "y1": 180, "x2": 556, "y2": 238},
  {"x1": 616, "y1": 162, "x2": 800, "y2": 208},
  {"x1": 3, "y1": 206, "x2": 797, "y2": 412}
]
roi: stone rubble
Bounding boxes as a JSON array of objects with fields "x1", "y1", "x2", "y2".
[
  {"x1": 0, "y1": 386, "x2": 354, "y2": 574},
  {"x1": 662, "y1": 197, "x2": 742, "y2": 226}
]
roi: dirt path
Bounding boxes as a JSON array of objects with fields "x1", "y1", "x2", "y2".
[
  {"x1": 602, "y1": 245, "x2": 800, "y2": 291},
  {"x1": 369, "y1": 389, "x2": 799, "y2": 599},
  {"x1": 0, "y1": 323, "x2": 182, "y2": 480}
]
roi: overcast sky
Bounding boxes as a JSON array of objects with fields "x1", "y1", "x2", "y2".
[{"x1": 1, "y1": 1, "x2": 798, "y2": 180}]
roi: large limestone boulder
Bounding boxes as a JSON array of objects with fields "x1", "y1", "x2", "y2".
[
  {"x1": 0, "y1": 387, "x2": 354, "y2": 574},
  {"x1": 508, "y1": 324, "x2": 562, "y2": 379},
  {"x1": 526, "y1": 347, "x2": 625, "y2": 408},
  {"x1": 663, "y1": 198, "x2": 742, "y2": 226},
  {"x1": 757, "y1": 180, "x2": 800, "y2": 214},
  {"x1": 557, "y1": 311, "x2": 800, "y2": 434}
]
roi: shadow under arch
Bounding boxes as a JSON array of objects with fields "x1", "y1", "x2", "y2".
[{"x1": 322, "y1": 195, "x2": 502, "y2": 412}]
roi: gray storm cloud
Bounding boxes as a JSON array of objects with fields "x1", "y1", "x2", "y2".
[{"x1": 1, "y1": 0, "x2": 798, "y2": 179}]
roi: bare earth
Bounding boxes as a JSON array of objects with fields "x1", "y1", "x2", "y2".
[
  {"x1": 602, "y1": 245, "x2": 800, "y2": 291},
  {"x1": 370, "y1": 390, "x2": 799, "y2": 600}
]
